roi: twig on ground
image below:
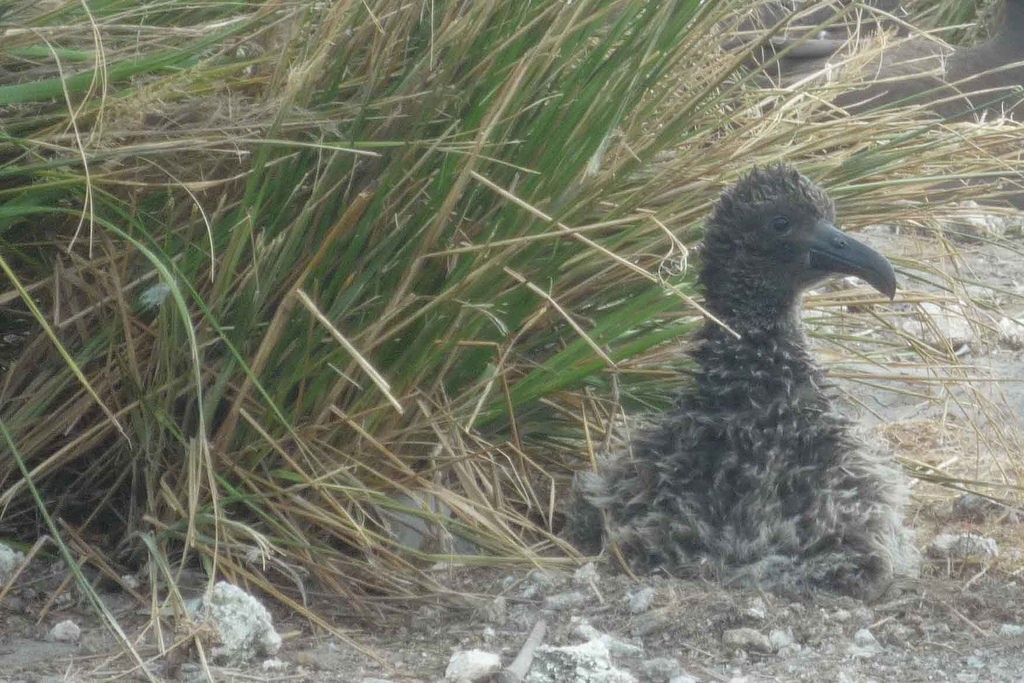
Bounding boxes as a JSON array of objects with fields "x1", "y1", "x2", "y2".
[{"x1": 497, "y1": 617, "x2": 547, "y2": 683}]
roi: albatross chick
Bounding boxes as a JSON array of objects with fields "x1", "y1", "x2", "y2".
[{"x1": 568, "y1": 164, "x2": 918, "y2": 597}]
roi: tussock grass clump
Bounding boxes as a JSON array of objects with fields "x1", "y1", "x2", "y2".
[{"x1": 0, "y1": 0, "x2": 1022, "y2": 636}]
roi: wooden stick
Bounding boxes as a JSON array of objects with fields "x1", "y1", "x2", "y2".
[{"x1": 497, "y1": 618, "x2": 547, "y2": 683}]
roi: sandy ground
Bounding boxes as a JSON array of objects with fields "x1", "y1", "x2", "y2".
[{"x1": 2, "y1": 220, "x2": 1024, "y2": 682}]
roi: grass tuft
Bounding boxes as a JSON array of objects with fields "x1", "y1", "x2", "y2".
[{"x1": 0, "y1": 0, "x2": 1022, "y2": 643}]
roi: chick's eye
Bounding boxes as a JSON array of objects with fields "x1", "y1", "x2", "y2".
[{"x1": 771, "y1": 215, "x2": 790, "y2": 233}]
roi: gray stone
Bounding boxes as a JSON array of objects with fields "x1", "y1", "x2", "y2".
[
  {"x1": 544, "y1": 591, "x2": 588, "y2": 611},
  {"x1": 631, "y1": 608, "x2": 673, "y2": 637},
  {"x1": 573, "y1": 563, "x2": 599, "y2": 586},
  {"x1": 0, "y1": 543, "x2": 25, "y2": 586},
  {"x1": 626, "y1": 586, "x2": 656, "y2": 614},
  {"x1": 722, "y1": 627, "x2": 773, "y2": 653},
  {"x1": 998, "y1": 623, "x2": 1024, "y2": 637},
  {"x1": 641, "y1": 656, "x2": 683, "y2": 680},
  {"x1": 949, "y1": 202, "x2": 1024, "y2": 240},
  {"x1": 201, "y1": 581, "x2": 281, "y2": 664},
  {"x1": 928, "y1": 532, "x2": 999, "y2": 560},
  {"x1": 953, "y1": 492, "x2": 1021, "y2": 524},
  {"x1": 485, "y1": 595, "x2": 507, "y2": 624},
  {"x1": 769, "y1": 628, "x2": 795, "y2": 652},
  {"x1": 848, "y1": 627, "x2": 882, "y2": 658},
  {"x1": 46, "y1": 620, "x2": 81, "y2": 644},
  {"x1": 831, "y1": 608, "x2": 852, "y2": 623},
  {"x1": 379, "y1": 492, "x2": 477, "y2": 554},
  {"x1": 853, "y1": 628, "x2": 879, "y2": 647},
  {"x1": 777, "y1": 643, "x2": 803, "y2": 658},
  {"x1": 742, "y1": 597, "x2": 767, "y2": 621},
  {"x1": 261, "y1": 658, "x2": 288, "y2": 671},
  {"x1": 902, "y1": 301, "x2": 975, "y2": 349},
  {"x1": 522, "y1": 570, "x2": 558, "y2": 599},
  {"x1": 444, "y1": 649, "x2": 502, "y2": 682},
  {"x1": 997, "y1": 317, "x2": 1024, "y2": 350},
  {"x1": 573, "y1": 618, "x2": 644, "y2": 658}
]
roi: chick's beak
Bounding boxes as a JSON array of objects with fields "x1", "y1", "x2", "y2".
[{"x1": 807, "y1": 221, "x2": 897, "y2": 299}]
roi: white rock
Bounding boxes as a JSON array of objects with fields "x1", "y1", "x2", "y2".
[
  {"x1": 742, "y1": 597, "x2": 767, "y2": 621},
  {"x1": 777, "y1": 643, "x2": 802, "y2": 658},
  {"x1": 379, "y1": 492, "x2": 477, "y2": 554},
  {"x1": 572, "y1": 618, "x2": 645, "y2": 657},
  {"x1": 261, "y1": 658, "x2": 289, "y2": 671},
  {"x1": 998, "y1": 623, "x2": 1024, "y2": 637},
  {"x1": 848, "y1": 627, "x2": 881, "y2": 658},
  {"x1": 47, "y1": 619, "x2": 81, "y2": 643},
  {"x1": 626, "y1": 586, "x2": 656, "y2": 614},
  {"x1": 997, "y1": 317, "x2": 1024, "y2": 349},
  {"x1": 573, "y1": 562, "x2": 599, "y2": 586},
  {"x1": 831, "y1": 608, "x2": 852, "y2": 623},
  {"x1": 444, "y1": 649, "x2": 501, "y2": 682},
  {"x1": 769, "y1": 628, "x2": 795, "y2": 652},
  {"x1": 526, "y1": 639, "x2": 637, "y2": 683},
  {"x1": 641, "y1": 656, "x2": 683, "y2": 679},
  {"x1": 201, "y1": 581, "x2": 281, "y2": 663},
  {"x1": 722, "y1": 627, "x2": 772, "y2": 653},
  {"x1": 485, "y1": 595, "x2": 507, "y2": 624},
  {"x1": 951, "y1": 202, "x2": 1022, "y2": 239},
  {"x1": 0, "y1": 543, "x2": 25, "y2": 586},
  {"x1": 544, "y1": 591, "x2": 588, "y2": 610},
  {"x1": 521, "y1": 570, "x2": 557, "y2": 598},
  {"x1": 927, "y1": 533, "x2": 999, "y2": 560},
  {"x1": 669, "y1": 676, "x2": 698, "y2": 683},
  {"x1": 853, "y1": 628, "x2": 879, "y2": 647},
  {"x1": 903, "y1": 302, "x2": 975, "y2": 348}
]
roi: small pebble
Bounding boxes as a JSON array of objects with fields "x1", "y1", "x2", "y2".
[
  {"x1": 769, "y1": 628, "x2": 794, "y2": 652},
  {"x1": 444, "y1": 649, "x2": 501, "y2": 682},
  {"x1": 485, "y1": 596, "x2": 507, "y2": 624},
  {"x1": 777, "y1": 643, "x2": 802, "y2": 658},
  {"x1": 641, "y1": 656, "x2": 683, "y2": 680},
  {"x1": 743, "y1": 597, "x2": 767, "y2": 621},
  {"x1": 261, "y1": 658, "x2": 288, "y2": 671},
  {"x1": 573, "y1": 618, "x2": 644, "y2": 657},
  {"x1": 669, "y1": 675, "x2": 698, "y2": 683},
  {"x1": 953, "y1": 493, "x2": 1003, "y2": 522},
  {"x1": 853, "y1": 628, "x2": 878, "y2": 648},
  {"x1": 47, "y1": 620, "x2": 81, "y2": 644},
  {"x1": 543, "y1": 591, "x2": 588, "y2": 610},
  {"x1": 521, "y1": 570, "x2": 557, "y2": 599},
  {"x1": 928, "y1": 533, "x2": 999, "y2": 559},
  {"x1": 626, "y1": 586, "x2": 656, "y2": 614},
  {"x1": 998, "y1": 624, "x2": 1024, "y2": 637},
  {"x1": 573, "y1": 562, "x2": 599, "y2": 586},
  {"x1": 848, "y1": 627, "x2": 881, "y2": 658},
  {"x1": 631, "y1": 608, "x2": 673, "y2": 637},
  {"x1": 722, "y1": 627, "x2": 772, "y2": 653}
]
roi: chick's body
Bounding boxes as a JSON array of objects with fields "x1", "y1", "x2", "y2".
[{"x1": 569, "y1": 165, "x2": 918, "y2": 596}]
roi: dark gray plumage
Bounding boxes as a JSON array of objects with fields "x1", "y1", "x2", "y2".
[
  {"x1": 737, "y1": 1, "x2": 905, "y2": 83},
  {"x1": 785, "y1": 0, "x2": 1024, "y2": 119},
  {"x1": 568, "y1": 165, "x2": 918, "y2": 597}
]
